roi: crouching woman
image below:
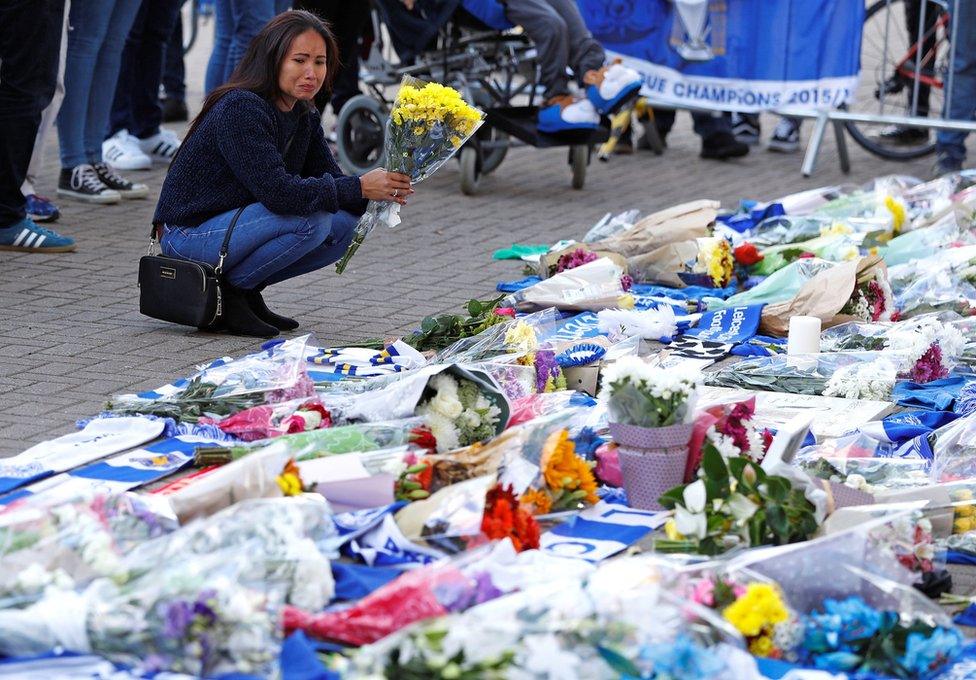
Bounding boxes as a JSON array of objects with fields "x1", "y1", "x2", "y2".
[{"x1": 153, "y1": 10, "x2": 411, "y2": 337}]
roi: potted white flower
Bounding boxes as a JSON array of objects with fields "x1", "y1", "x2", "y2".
[{"x1": 598, "y1": 356, "x2": 700, "y2": 510}]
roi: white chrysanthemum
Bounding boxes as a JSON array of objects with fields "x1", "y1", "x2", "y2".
[
  {"x1": 423, "y1": 411, "x2": 460, "y2": 452},
  {"x1": 706, "y1": 428, "x2": 740, "y2": 461}
]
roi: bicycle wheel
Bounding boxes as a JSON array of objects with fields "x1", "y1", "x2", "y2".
[
  {"x1": 845, "y1": 0, "x2": 947, "y2": 160},
  {"x1": 335, "y1": 95, "x2": 388, "y2": 175}
]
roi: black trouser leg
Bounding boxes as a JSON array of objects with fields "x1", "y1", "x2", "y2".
[{"x1": 0, "y1": 0, "x2": 65, "y2": 227}]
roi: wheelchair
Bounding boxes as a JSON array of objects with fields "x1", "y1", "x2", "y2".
[{"x1": 333, "y1": 0, "x2": 610, "y2": 193}]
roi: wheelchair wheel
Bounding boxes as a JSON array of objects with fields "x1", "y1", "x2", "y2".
[
  {"x1": 459, "y1": 146, "x2": 480, "y2": 196},
  {"x1": 336, "y1": 95, "x2": 387, "y2": 175},
  {"x1": 570, "y1": 145, "x2": 588, "y2": 190},
  {"x1": 469, "y1": 90, "x2": 507, "y2": 175}
]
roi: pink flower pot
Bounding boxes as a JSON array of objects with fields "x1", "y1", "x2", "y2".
[{"x1": 609, "y1": 422, "x2": 694, "y2": 511}]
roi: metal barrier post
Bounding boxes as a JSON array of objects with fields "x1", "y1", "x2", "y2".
[
  {"x1": 910, "y1": 0, "x2": 929, "y2": 117},
  {"x1": 801, "y1": 111, "x2": 830, "y2": 177}
]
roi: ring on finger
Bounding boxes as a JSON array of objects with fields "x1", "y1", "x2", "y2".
[{"x1": 393, "y1": 189, "x2": 399, "y2": 197}]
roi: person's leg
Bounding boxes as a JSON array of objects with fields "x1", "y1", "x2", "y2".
[
  {"x1": 0, "y1": 0, "x2": 65, "y2": 227},
  {"x1": 225, "y1": 0, "x2": 276, "y2": 83},
  {"x1": 128, "y1": 0, "x2": 181, "y2": 139},
  {"x1": 83, "y1": 0, "x2": 142, "y2": 165},
  {"x1": 504, "y1": 0, "x2": 570, "y2": 101},
  {"x1": 695, "y1": 111, "x2": 749, "y2": 159},
  {"x1": 162, "y1": 7, "x2": 187, "y2": 103},
  {"x1": 260, "y1": 210, "x2": 358, "y2": 285},
  {"x1": 323, "y1": 0, "x2": 369, "y2": 114},
  {"x1": 543, "y1": 0, "x2": 604, "y2": 83},
  {"x1": 205, "y1": 0, "x2": 233, "y2": 93},
  {"x1": 161, "y1": 203, "x2": 335, "y2": 290},
  {"x1": 21, "y1": 0, "x2": 71, "y2": 205},
  {"x1": 108, "y1": 0, "x2": 146, "y2": 139},
  {"x1": 936, "y1": 0, "x2": 976, "y2": 169},
  {"x1": 57, "y1": 0, "x2": 115, "y2": 170}
]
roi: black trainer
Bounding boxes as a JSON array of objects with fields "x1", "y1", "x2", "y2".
[
  {"x1": 877, "y1": 124, "x2": 929, "y2": 145},
  {"x1": 731, "y1": 112, "x2": 761, "y2": 145},
  {"x1": 700, "y1": 131, "x2": 750, "y2": 160},
  {"x1": 57, "y1": 164, "x2": 121, "y2": 204},
  {"x1": 246, "y1": 287, "x2": 300, "y2": 331},
  {"x1": 92, "y1": 162, "x2": 149, "y2": 199}
]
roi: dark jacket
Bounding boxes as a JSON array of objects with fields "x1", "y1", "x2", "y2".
[{"x1": 153, "y1": 89, "x2": 366, "y2": 227}]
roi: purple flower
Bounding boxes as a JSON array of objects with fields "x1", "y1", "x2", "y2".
[
  {"x1": 471, "y1": 571, "x2": 503, "y2": 605},
  {"x1": 163, "y1": 600, "x2": 194, "y2": 638},
  {"x1": 534, "y1": 350, "x2": 560, "y2": 392},
  {"x1": 555, "y1": 248, "x2": 599, "y2": 273},
  {"x1": 620, "y1": 274, "x2": 634, "y2": 291}
]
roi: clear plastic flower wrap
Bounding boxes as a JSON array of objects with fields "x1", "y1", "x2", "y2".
[
  {"x1": 193, "y1": 416, "x2": 430, "y2": 466},
  {"x1": 470, "y1": 359, "x2": 536, "y2": 401},
  {"x1": 432, "y1": 308, "x2": 563, "y2": 365},
  {"x1": 104, "y1": 335, "x2": 314, "y2": 423},
  {"x1": 125, "y1": 496, "x2": 338, "y2": 611},
  {"x1": 346, "y1": 555, "x2": 758, "y2": 680},
  {"x1": 284, "y1": 539, "x2": 593, "y2": 649},
  {"x1": 0, "y1": 499, "x2": 126, "y2": 608},
  {"x1": 335, "y1": 76, "x2": 485, "y2": 273},
  {"x1": 197, "y1": 396, "x2": 331, "y2": 441},
  {"x1": 0, "y1": 542, "x2": 282, "y2": 676},
  {"x1": 882, "y1": 210, "x2": 971, "y2": 267},
  {"x1": 796, "y1": 454, "x2": 933, "y2": 493},
  {"x1": 889, "y1": 245, "x2": 976, "y2": 318},
  {"x1": 928, "y1": 412, "x2": 976, "y2": 482},
  {"x1": 746, "y1": 215, "x2": 889, "y2": 247},
  {"x1": 318, "y1": 365, "x2": 510, "y2": 445},
  {"x1": 704, "y1": 352, "x2": 896, "y2": 398}
]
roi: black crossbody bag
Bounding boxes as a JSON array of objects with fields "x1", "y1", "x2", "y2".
[
  {"x1": 138, "y1": 206, "x2": 246, "y2": 328},
  {"x1": 139, "y1": 127, "x2": 298, "y2": 328}
]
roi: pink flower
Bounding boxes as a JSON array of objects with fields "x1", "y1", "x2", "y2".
[
  {"x1": 494, "y1": 307, "x2": 516, "y2": 318},
  {"x1": 620, "y1": 274, "x2": 634, "y2": 291},
  {"x1": 691, "y1": 579, "x2": 715, "y2": 607},
  {"x1": 555, "y1": 248, "x2": 599, "y2": 273},
  {"x1": 910, "y1": 343, "x2": 948, "y2": 383},
  {"x1": 594, "y1": 444, "x2": 622, "y2": 486}
]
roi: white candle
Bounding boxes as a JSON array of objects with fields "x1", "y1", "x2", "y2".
[{"x1": 787, "y1": 316, "x2": 821, "y2": 355}]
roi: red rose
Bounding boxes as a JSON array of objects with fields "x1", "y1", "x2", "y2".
[{"x1": 733, "y1": 243, "x2": 763, "y2": 266}]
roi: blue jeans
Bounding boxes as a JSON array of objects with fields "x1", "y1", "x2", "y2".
[
  {"x1": 204, "y1": 0, "x2": 291, "y2": 94},
  {"x1": 109, "y1": 0, "x2": 182, "y2": 139},
  {"x1": 937, "y1": 0, "x2": 976, "y2": 162},
  {"x1": 160, "y1": 203, "x2": 358, "y2": 290},
  {"x1": 57, "y1": 0, "x2": 141, "y2": 168}
]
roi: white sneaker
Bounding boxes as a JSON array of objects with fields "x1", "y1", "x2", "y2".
[
  {"x1": 102, "y1": 130, "x2": 152, "y2": 171},
  {"x1": 137, "y1": 128, "x2": 181, "y2": 164}
]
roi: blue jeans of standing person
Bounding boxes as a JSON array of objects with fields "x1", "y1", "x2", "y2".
[
  {"x1": 937, "y1": 0, "x2": 976, "y2": 164},
  {"x1": 109, "y1": 0, "x2": 182, "y2": 139},
  {"x1": 204, "y1": 0, "x2": 291, "y2": 94},
  {"x1": 57, "y1": 0, "x2": 141, "y2": 168},
  {"x1": 162, "y1": 7, "x2": 186, "y2": 103},
  {"x1": 160, "y1": 204, "x2": 359, "y2": 290}
]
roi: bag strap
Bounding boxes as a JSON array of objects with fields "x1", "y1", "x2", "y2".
[{"x1": 215, "y1": 206, "x2": 247, "y2": 276}]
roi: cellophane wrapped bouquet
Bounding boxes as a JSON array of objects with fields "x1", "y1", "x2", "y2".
[{"x1": 336, "y1": 76, "x2": 485, "y2": 273}]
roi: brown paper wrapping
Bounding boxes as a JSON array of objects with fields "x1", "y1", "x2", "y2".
[
  {"x1": 760, "y1": 255, "x2": 888, "y2": 336},
  {"x1": 594, "y1": 199, "x2": 719, "y2": 258},
  {"x1": 627, "y1": 240, "x2": 700, "y2": 288}
]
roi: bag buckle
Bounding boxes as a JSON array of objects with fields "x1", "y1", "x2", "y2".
[
  {"x1": 215, "y1": 253, "x2": 226, "y2": 275},
  {"x1": 147, "y1": 235, "x2": 158, "y2": 256}
]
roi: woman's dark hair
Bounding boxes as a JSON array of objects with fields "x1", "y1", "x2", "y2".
[{"x1": 183, "y1": 10, "x2": 340, "y2": 145}]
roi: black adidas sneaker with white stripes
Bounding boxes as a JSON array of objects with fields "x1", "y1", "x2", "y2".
[{"x1": 57, "y1": 164, "x2": 122, "y2": 204}]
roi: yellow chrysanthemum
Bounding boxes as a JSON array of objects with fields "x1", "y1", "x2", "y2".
[
  {"x1": 504, "y1": 321, "x2": 538, "y2": 353},
  {"x1": 540, "y1": 429, "x2": 599, "y2": 504},
  {"x1": 520, "y1": 488, "x2": 552, "y2": 515},
  {"x1": 276, "y1": 460, "x2": 304, "y2": 497},
  {"x1": 723, "y1": 584, "x2": 789, "y2": 637},
  {"x1": 389, "y1": 81, "x2": 483, "y2": 142},
  {"x1": 699, "y1": 237, "x2": 733, "y2": 287}
]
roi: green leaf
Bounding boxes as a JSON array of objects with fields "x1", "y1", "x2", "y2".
[
  {"x1": 764, "y1": 476, "x2": 790, "y2": 502},
  {"x1": 421, "y1": 316, "x2": 438, "y2": 332},
  {"x1": 658, "y1": 485, "x2": 686, "y2": 509},
  {"x1": 701, "y1": 445, "x2": 728, "y2": 483},
  {"x1": 467, "y1": 299, "x2": 483, "y2": 317},
  {"x1": 766, "y1": 504, "x2": 789, "y2": 539}
]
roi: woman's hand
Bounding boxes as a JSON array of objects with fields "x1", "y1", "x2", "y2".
[{"x1": 359, "y1": 169, "x2": 413, "y2": 206}]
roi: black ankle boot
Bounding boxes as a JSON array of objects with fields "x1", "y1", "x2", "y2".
[
  {"x1": 246, "y1": 287, "x2": 299, "y2": 331},
  {"x1": 220, "y1": 285, "x2": 279, "y2": 338}
]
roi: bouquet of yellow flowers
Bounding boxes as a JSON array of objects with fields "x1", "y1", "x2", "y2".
[{"x1": 335, "y1": 76, "x2": 484, "y2": 273}]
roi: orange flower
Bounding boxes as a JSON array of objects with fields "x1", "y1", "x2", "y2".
[
  {"x1": 276, "y1": 459, "x2": 305, "y2": 496},
  {"x1": 540, "y1": 429, "x2": 599, "y2": 505},
  {"x1": 520, "y1": 488, "x2": 553, "y2": 515}
]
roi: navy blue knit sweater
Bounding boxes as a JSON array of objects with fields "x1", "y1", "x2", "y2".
[{"x1": 154, "y1": 89, "x2": 366, "y2": 227}]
